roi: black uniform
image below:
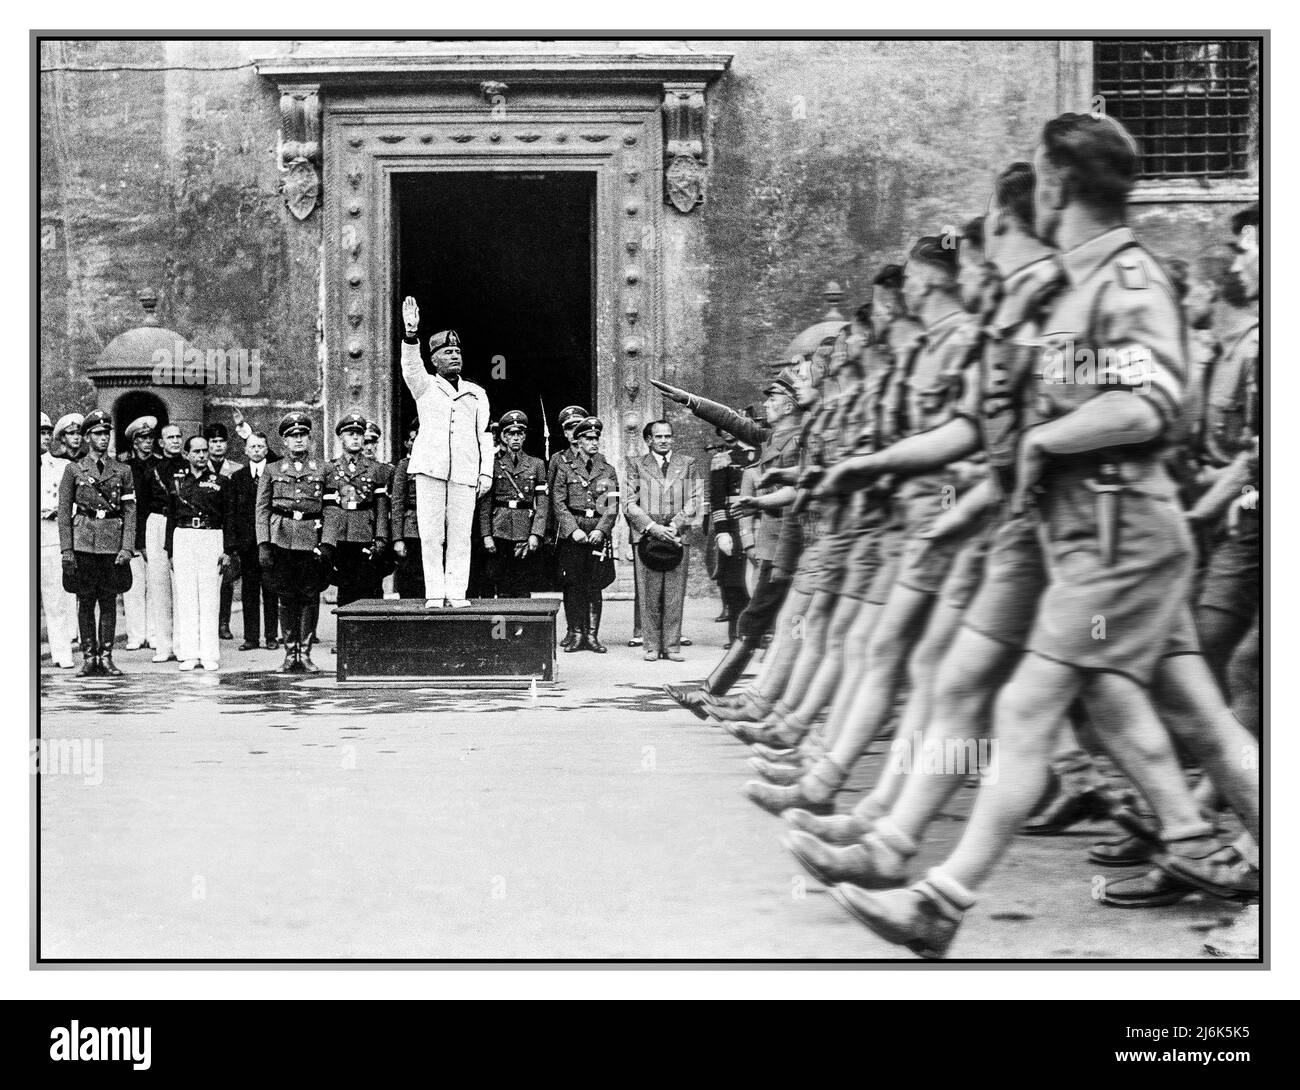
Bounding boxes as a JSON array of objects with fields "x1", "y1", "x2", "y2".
[
  {"x1": 322, "y1": 454, "x2": 393, "y2": 607},
  {"x1": 390, "y1": 455, "x2": 424, "y2": 599},
  {"x1": 552, "y1": 448, "x2": 620, "y2": 650},
  {"x1": 708, "y1": 444, "x2": 757, "y2": 644},
  {"x1": 254, "y1": 447, "x2": 337, "y2": 668}
]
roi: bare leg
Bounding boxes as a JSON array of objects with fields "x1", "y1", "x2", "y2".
[
  {"x1": 783, "y1": 594, "x2": 863, "y2": 730},
  {"x1": 1154, "y1": 654, "x2": 1260, "y2": 843},
  {"x1": 864, "y1": 598, "x2": 969, "y2": 813},
  {"x1": 881, "y1": 626, "x2": 1018, "y2": 837},
  {"x1": 824, "y1": 584, "x2": 936, "y2": 771},
  {"x1": 746, "y1": 587, "x2": 813, "y2": 705},
  {"x1": 815, "y1": 600, "x2": 883, "y2": 750},
  {"x1": 768, "y1": 589, "x2": 839, "y2": 722},
  {"x1": 939, "y1": 654, "x2": 1086, "y2": 891}
]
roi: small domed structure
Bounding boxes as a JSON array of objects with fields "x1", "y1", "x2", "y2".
[{"x1": 87, "y1": 290, "x2": 205, "y2": 451}]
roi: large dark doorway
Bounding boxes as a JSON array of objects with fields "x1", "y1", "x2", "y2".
[{"x1": 393, "y1": 172, "x2": 595, "y2": 462}]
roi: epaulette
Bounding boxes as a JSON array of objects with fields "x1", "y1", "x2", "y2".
[{"x1": 1116, "y1": 256, "x2": 1149, "y2": 291}]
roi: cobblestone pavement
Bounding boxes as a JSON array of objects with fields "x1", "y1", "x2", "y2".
[{"x1": 38, "y1": 598, "x2": 1255, "y2": 961}]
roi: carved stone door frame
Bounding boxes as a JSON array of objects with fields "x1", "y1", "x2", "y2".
[{"x1": 324, "y1": 99, "x2": 664, "y2": 480}]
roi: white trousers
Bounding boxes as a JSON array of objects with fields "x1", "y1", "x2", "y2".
[
  {"x1": 145, "y1": 513, "x2": 175, "y2": 656},
  {"x1": 122, "y1": 555, "x2": 148, "y2": 646},
  {"x1": 415, "y1": 475, "x2": 477, "y2": 601},
  {"x1": 172, "y1": 528, "x2": 223, "y2": 666},
  {"x1": 40, "y1": 543, "x2": 78, "y2": 666}
]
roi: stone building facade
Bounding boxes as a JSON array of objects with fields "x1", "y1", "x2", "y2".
[{"x1": 40, "y1": 38, "x2": 1260, "y2": 477}]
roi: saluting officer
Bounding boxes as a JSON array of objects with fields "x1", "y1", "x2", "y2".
[
  {"x1": 255, "y1": 412, "x2": 337, "y2": 673},
  {"x1": 480, "y1": 410, "x2": 549, "y2": 598},
  {"x1": 390, "y1": 421, "x2": 423, "y2": 598},
  {"x1": 57, "y1": 409, "x2": 137, "y2": 677},
  {"x1": 552, "y1": 416, "x2": 620, "y2": 653},
  {"x1": 323, "y1": 411, "x2": 392, "y2": 607},
  {"x1": 166, "y1": 434, "x2": 238, "y2": 670},
  {"x1": 546, "y1": 404, "x2": 590, "y2": 647}
]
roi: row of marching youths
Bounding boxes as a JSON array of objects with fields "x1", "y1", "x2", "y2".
[{"x1": 654, "y1": 111, "x2": 1260, "y2": 957}]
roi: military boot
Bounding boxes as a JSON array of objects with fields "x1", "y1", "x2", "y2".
[
  {"x1": 830, "y1": 873, "x2": 973, "y2": 959},
  {"x1": 99, "y1": 651, "x2": 123, "y2": 677},
  {"x1": 744, "y1": 755, "x2": 849, "y2": 816},
  {"x1": 280, "y1": 641, "x2": 299, "y2": 674},
  {"x1": 587, "y1": 599, "x2": 607, "y2": 654},
  {"x1": 76, "y1": 651, "x2": 100, "y2": 678}
]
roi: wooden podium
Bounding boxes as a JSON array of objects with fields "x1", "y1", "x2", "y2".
[{"x1": 333, "y1": 599, "x2": 561, "y2": 686}]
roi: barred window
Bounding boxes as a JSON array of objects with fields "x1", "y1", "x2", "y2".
[{"x1": 1093, "y1": 39, "x2": 1256, "y2": 179}]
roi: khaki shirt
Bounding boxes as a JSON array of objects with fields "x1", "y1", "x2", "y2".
[{"x1": 1027, "y1": 227, "x2": 1187, "y2": 474}]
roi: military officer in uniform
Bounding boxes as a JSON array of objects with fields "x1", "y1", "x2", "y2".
[
  {"x1": 323, "y1": 411, "x2": 392, "y2": 608},
  {"x1": 479, "y1": 410, "x2": 549, "y2": 598},
  {"x1": 255, "y1": 412, "x2": 337, "y2": 673},
  {"x1": 40, "y1": 411, "x2": 78, "y2": 668},
  {"x1": 546, "y1": 404, "x2": 591, "y2": 647},
  {"x1": 165, "y1": 435, "x2": 238, "y2": 670},
  {"x1": 390, "y1": 421, "x2": 423, "y2": 599},
  {"x1": 57, "y1": 409, "x2": 137, "y2": 677},
  {"x1": 552, "y1": 416, "x2": 619, "y2": 652},
  {"x1": 205, "y1": 422, "x2": 243, "y2": 640},
  {"x1": 52, "y1": 413, "x2": 85, "y2": 463},
  {"x1": 708, "y1": 431, "x2": 757, "y2": 648},
  {"x1": 120, "y1": 415, "x2": 157, "y2": 650},
  {"x1": 362, "y1": 420, "x2": 383, "y2": 462}
]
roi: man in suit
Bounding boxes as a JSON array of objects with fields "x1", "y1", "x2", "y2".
[
  {"x1": 228, "y1": 430, "x2": 279, "y2": 650},
  {"x1": 625, "y1": 419, "x2": 702, "y2": 661}
]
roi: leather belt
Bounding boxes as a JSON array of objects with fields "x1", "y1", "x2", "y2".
[
  {"x1": 273, "y1": 504, "x2": 322, "y2": 522},
  {"x1": 177, "y1": 517, "x2": 218, "y2": 530},
  {"x1": 342, "y1": 499, "x2": 375, "y2": 511},
  {"x1": 569, "y1": 506, "x2": 597, "y2": 518},
  {"x1": 496, "y1": 500, "x2": 533, "y2": 510},
  {"x1": 77, "y1": 504, "x2": 119, "y2": 520}
]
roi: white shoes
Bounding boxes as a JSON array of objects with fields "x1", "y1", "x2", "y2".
[
  {"x1": 446, "y1": 599, "x2": 471, "y2": 609},
  {"x1": 201, "y1": 661, "x2": 219, "y2": 672},
  {"x1": 424, "y1": 599, "x2": 441, "y2": 609},
  {"x1": 178, "y1": 660, "x2": 199, "y2": 671},
  {"x1": 152, "y1": 652, "x2": 173, "y2": 663}
]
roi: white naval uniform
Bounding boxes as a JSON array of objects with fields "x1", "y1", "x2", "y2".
[
  {"x1": 400, "y1": 339, "x2": 493, "y2": 600},
  {"x1": 39, "y1": 452, "x2": 78, "y2": 667}
]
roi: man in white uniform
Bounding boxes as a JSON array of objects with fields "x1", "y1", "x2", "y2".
[
  {"x1": 39, "y1": 412, "x2": 77, "y2": 668},
  {"x1": 399, "y1": 296, "x2": 493, "y2": 607}
]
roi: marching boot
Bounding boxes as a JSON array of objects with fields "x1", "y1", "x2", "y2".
[
  {"x1": 705, "y1": 636, "x2": 757, "y2": 699},
  {"x1": 99, "y1": 650, "x2": 123, "y2": 677},
  {"x1": 76, "y1": 650, "x2": 99, "y2": 677},
  {"x1": 830, "y1": 871, "x2": 974, "y2": 959},
  {"x1": 744, "y1": 755, "x2": 849, "y2": 817},
  {"x1": 587, "y1": 597, "x2": 607, "y2": 654},
  {"x1": 664, "y1": 685, "x2": 711, "y2": 720},
  {"x1": 783, "y1": 819, "x2": 917, "y2": 888},
  {"x1": 566, "y1": 627, "x2": 591, "y2": 653}
]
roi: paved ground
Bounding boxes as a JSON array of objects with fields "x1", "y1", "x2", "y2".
[{"x1": 39, "y1": 597, "x2": 1256, "y2": 961}]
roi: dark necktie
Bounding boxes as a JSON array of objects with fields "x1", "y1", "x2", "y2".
[
  {"x1": 586, "y1": 459, "x2": 594, "y2": 475},
  {"x1": 97, "y1": 458, "x2": 105, "y2": 474}
]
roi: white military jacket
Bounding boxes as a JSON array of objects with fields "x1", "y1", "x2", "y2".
[{"x1": 400, "y1": 339, "x2": 494, "y2": 487}]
